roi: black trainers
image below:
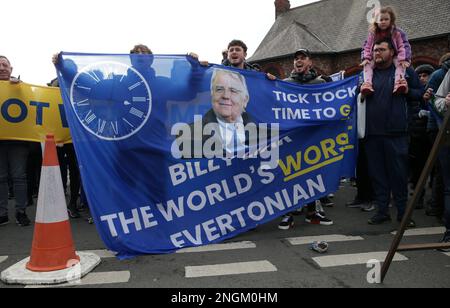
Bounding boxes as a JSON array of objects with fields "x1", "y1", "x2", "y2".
[
  {"x1": 0, "y1": 215, "x2": 9, "y2": 226},
  {"x1": 305, "y1": 212, "x2": 333, "y2": 226},
  {"x1": 438, "y1": 231, "x2": 450, "y2": 252},
  {"x1": 346, "y1": 198, "x2": 364, "y2": 208},
  {"x1": 278, "y1": 215, "x2": 294, "y2": 230},
  {"x1": 397, "y1": 218, "x2": 416, "y2": 229},
  {"x1": 368, "y1": 214, "x2": 391, "y2": 225},
  {"x1": 320, "y1": 197, "x2": 334, "y2": 207},
  {"x1": 67, "y1": 204, "x2": 81, "y2": 219},
  {"x1": 361, "y1": 202, "x2": 376, "y2": 212},
  {"x1": 15, "y1": 211, "x2": 31, "y2": 227}
]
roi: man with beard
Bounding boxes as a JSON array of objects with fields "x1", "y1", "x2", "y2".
[
  {"x1": 278, "y1": 48, "x2": 334, "y2": 230},
  {"x1": 360, "y1": 38, "x2": 423, "y2": 227}
]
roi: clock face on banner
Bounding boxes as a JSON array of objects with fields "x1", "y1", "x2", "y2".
[{"x1": 70, "y1": 61, "x2": 152, "y2": 141}]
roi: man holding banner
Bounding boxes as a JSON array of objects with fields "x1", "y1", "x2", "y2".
[
  {"x1": 0, "y1": 56, "x2": 31, "y2": 227},
  {"x1": 278, "y1": 48, "x2": 334, "y2": 230}
]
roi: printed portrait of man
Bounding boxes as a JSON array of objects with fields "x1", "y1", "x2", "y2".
[{"x1": 174, "y1": 68, "x2": 261, "y2": 159}]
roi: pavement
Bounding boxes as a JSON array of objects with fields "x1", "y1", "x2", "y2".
[{"x1": 1, "y1": 182, "x2": 449, "y2": 289}]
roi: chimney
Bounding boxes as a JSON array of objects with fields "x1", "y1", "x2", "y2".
[{"x1": 275, "y1": 0, "x2": 291, "y2": 19}]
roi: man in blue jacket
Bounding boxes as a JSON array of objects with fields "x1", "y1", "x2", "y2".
[{"x1": 360, "y1": 38, "x2": 424, "y2": 227}]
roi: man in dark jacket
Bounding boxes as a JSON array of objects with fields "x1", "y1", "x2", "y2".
[
  {"x1": 422, "y1": 53, "x2": 450, "y2": 217},
  {"x1": 278, "y1": 48, "x2": 334, "y2": 230},
  {"x1": 361, "y1": 39, "x2": 423, "y2": 226}
]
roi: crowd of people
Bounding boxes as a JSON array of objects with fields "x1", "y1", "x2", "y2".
[{"x1": 0, "y1": 6, "x2": 449, "y2": 249}]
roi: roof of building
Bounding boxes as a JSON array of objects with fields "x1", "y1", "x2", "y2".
[{"x1": 249, "y1": 0, "x2": 450, "y2": 62}]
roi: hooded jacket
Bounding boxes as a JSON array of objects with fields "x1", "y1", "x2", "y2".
[{"x1": 283, "y1": 68, "x2": 328, "y2": 85}]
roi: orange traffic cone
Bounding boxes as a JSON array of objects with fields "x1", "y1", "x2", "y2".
[{"x1": 26, "y1": 134, "x2": 80, "y2": 272}]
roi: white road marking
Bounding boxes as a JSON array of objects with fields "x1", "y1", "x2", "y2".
[
  {"x1": 0, "y1": 256, "x2": 8, "y2": 264},
  {"x1": 185, "y1": 260, "x2": 277, "y2": 278},
  {"x1": 443, "y1": 252, "x2": 450, "y2": 257},
  {"x1": 286, "y1": 234, "x2": 364, "y2": 246},
  {"x1": 82, "y1": 250, "x2": 117, "y2": 259},
  {"x1": 26, "y1": 271, "x2": 130, "y2": 288},
  {"x1": 391, "y1": 227, "x2": 446, "y2": 236},
  {"x1": 176, "y1": 241, "x2": 256, "y2": 254},
  {"x1": 313, "y1": 252, "x2": 408, "y2": 268}
]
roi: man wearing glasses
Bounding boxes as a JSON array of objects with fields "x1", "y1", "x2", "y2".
[{"x1": 360, "y1": 38, "x2": 423, "y2": 227}]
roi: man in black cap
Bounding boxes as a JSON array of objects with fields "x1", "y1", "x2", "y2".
[
  {"x1": 278, "y1": 49, "x2": 334, "y2": 230},
  {"x1": 284, "y1": 49, "x2": 330, "y2": 84}
]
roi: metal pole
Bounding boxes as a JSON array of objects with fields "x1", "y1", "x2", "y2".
[{"x1": 381, "y1": 107, "x2": 450, "y2": 283}]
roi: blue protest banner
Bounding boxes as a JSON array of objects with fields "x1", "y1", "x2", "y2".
[{"x1": 56, "y1": 53, "x2": 358, "y2": 258}]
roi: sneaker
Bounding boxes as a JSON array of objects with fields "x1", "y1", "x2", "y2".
[
  {"x1": 15, "y1": 211, "x2": 31, "y2": 227},
  {"x1": 361, "y1": 202, "x2": 376, "y2": 212},
  {"x1": 406, "y1": 220, "x2": 416, "y2": 229},
  {"x1": 361, "y1": 83, "x2": 374, "y2": 96},
  {"x1": 291, "y1": 208, "x2": 304, "y2": 216},
  {"x1": 67, "y1": 204, "x2": 81, "y2": 219},
  {"x1": 305, "y1": 212, "x2": 334, "y2": 226},
  {"x1": 346, "y1": 198, "x2": 364, "y2": 208},
  {"x1": 397, "y1": 218, "x2": 416, "y2": 229},
  {"x1": 0, "y1": 215, "x2": 9, "y2": 226},
  {"x1": 278, "y1": 215, "x2": 294, "y2": 230},
  {"x1": 320, "y1": 197, "x2": 334, "y2": 207},
  {"x1": 393, "y1": 83, "x2": 407, "y2": 95},
  {"x1": 315, "y1": 201, "x2": 326, "y2": 216},
  {"x1": 368, "y1": 214, "x2": 391, "y2": 225},
  {"x1": 438, "y1": 232, "x2": 450, "y2": 252}
]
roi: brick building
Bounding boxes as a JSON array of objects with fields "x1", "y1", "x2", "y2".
[{"x1": 249, "y1": 0, "x2": 450, "y2": 78}]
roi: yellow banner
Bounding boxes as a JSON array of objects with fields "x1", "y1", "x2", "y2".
[{"x1": 0, "y1": 81, "x2": 71, "y2": 143}]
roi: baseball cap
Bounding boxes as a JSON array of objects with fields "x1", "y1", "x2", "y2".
[{"x1": 294, "y1": 48, "x2": 311, "y2": 58}]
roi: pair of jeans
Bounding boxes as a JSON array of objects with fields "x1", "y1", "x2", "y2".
[
  {"x1": 438, "y1": 146, "x2": 450, "y2": 230},
  {"x1": 356, "y1": 139, "x2": 373, "y2": 202},
  {"x1": 365, "y1": 136, "x2": 409, "y2": 219},
  {"x1": 57, "y1": 144, "x2": 80, "y2": 206},
  {"x1": 0, "y1": 142, "x2": 30, "y2": 217}
]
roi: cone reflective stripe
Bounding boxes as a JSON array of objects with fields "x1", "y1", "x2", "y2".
[{"x1": 26, "y1": 134, "x2": 80, "y2": 272}]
